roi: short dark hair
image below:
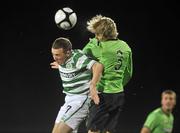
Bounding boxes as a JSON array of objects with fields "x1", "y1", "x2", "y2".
[
  {"x1": 52, "y1": 37, "x2": 72, "y2": 52},
  {"x1": 162, "y1": 90, "x2": 176, "y2": 98}
]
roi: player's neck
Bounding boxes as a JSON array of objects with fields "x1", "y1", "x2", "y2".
[
  {"x1": 64, "y1": 51, "x2": 72, "y2": 63},
  {"x1": 161, "y1": 107, "x2": 172, "y2": 115}
]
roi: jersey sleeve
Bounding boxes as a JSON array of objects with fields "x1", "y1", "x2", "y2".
[
  {"x1": 75, "y1": 51, "x2": 96, "y2": 70},
  {"x1": 143, "y1": 112, "x2": 158, "y2": 132},
  {"x1": 122, "y1": 51, "x2": 133, "y2": 86}
]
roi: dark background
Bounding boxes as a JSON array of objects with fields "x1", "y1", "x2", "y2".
[{"x1": 0, "y1": 0, "x2": 179, "y2": 132}]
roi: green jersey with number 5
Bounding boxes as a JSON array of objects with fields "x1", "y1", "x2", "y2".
[{"x1": 83, "y1": 38, "x2": 133, "y2": 93}]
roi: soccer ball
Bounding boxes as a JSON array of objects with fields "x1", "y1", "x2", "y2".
[{"x1": 54, "y1": 7, "x2": 77, "y2": 30}]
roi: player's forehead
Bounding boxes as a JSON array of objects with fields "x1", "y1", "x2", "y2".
[
  {"x1": 162, "y1": 93, "x2": 176, "y2": 99},
  {"x1": 51, "y1": 48, "x2": 64, "y2": 54}
]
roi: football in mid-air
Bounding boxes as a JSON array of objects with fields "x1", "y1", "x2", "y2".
[{"x1": 54, "y1": 7, "x2": 77, "y2": 30}]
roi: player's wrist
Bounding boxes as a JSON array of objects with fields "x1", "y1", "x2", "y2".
[{"x1": 90, "y1": 81, "x2": 96, "y2": 87}]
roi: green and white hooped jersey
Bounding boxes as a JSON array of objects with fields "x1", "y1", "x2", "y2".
[{"x1": 58, "y1": 49, "x2": 96, "y2": 95}]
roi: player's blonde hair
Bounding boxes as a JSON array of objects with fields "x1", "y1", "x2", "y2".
[{"x1": 87, "y1": 15, "x2": 118, "y2": 40}]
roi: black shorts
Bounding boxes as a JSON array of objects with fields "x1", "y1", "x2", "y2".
[{"x1": 87, "y1": 92, "x2": 125, "y2": 132}]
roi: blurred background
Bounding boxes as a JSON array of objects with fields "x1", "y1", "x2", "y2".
[{"x1": 0, "y1": 0, "x2": 179, "y2": 132}]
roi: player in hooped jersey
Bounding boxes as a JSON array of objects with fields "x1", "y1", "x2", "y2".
[
  {"x1": 83, "y1": 15, "x2": 133, "y2": 133},
  {"x1": 50, "y1": 37, "x2": 103, "y2": 133}
]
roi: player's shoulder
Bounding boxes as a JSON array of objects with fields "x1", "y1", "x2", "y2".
[
  {"x1": 149, "y1": 108, "x2": 162, "y2": 118},
  {"x1": 118, "y1": 39, "x2": 131, "y2": 52},
  {"x1": 72, "y1": 49, "x2": 87, "y2": 62},
  {"x1": 73, "y1": 49, "x2": 84, "y2": 54},
  {"x1": 118, "y1": 39, "x2": 127, "y2": 44},
  {"x1": 154, "y1": 107, "x2": 162, "y2": 113},
  {"x1": 86, "y1": 37, "x2": 99, "y2": 47},
  {"x1": 89, "y1": 37, "x2": 98, "y2": 44}
]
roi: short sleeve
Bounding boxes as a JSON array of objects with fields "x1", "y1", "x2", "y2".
[{"x1": 144, "y1": 113, "x2": 158, "y2": 131}]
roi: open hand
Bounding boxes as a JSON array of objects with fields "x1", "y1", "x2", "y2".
[{"x1": 90, "y1": 83, "x2": 100, "y2": 105}]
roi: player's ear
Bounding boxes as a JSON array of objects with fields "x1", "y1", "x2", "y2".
[{"x1": 66, "y1": 50, "x2": 71, "y2": 56}]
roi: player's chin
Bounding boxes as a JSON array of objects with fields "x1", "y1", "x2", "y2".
[
  {"x1": 165, "y1": 105, "x2": 174, "y2": 110},
  {"x1": 56, "y1": 60, "x2": 63, "y2": 65}
]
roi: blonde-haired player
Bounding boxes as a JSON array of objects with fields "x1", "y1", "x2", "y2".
[{"x1": 83, "y1": 15, "x2": 133, "y2": 133}]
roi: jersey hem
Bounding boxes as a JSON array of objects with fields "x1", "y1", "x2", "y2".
[{"x1": 100, "y1": 89, "x2": 124, "y2": 94}]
